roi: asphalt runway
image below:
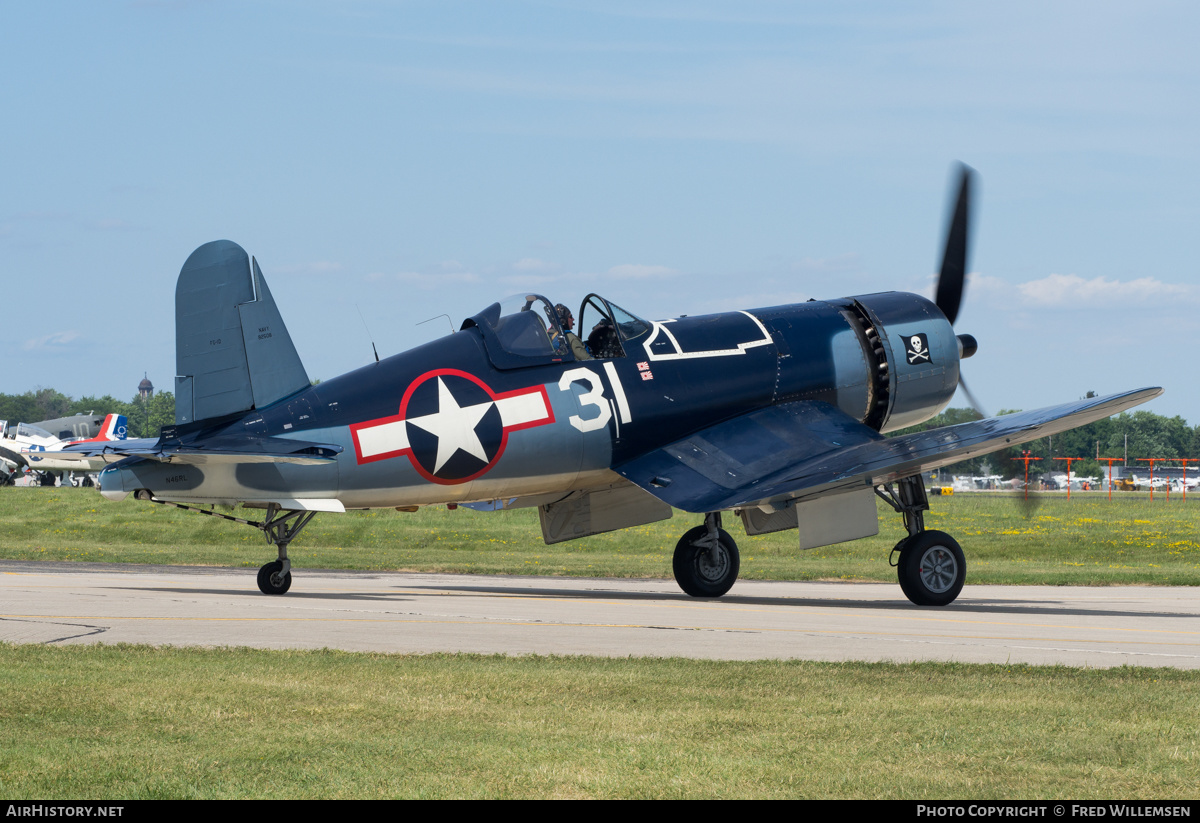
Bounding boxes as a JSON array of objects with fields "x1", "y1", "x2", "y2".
[{"x1": 3, "y1": 559, "x2": 1199, "y2": 668}]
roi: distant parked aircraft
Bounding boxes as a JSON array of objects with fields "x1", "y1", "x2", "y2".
[{"x1": 2, "y1": 414, "x2": 127, "y2": 486}]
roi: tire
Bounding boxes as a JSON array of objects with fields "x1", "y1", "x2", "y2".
[
  {"x1": 257, "y1": 560, "x2": 292, "y2": 595},
  {"x1": 897, "y1": 530, "x2": 965, "y2": 606},
  {"x1": 672, "y1": 525, "x2": 740, "y2": 598}
]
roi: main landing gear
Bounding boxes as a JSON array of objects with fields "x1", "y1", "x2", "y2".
[
  {"x1": 137, "y1": 494, "x2": 317, "y2": 595},
  {"x1": 253, "y1": 506, "x2": 318, "y2": 595},
  {"x1": 876, "y1": 476, "x2": 966, "y2": 606},
  {"x1": 673, "y1": 512, "x2": 740, "y2": 597}
]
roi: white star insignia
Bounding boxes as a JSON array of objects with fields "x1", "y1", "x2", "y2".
[
  {"x1": 350, "y1": 369, "x2": 555, "y2": 479},
  {"x1": 406, "y1": 377, "x2": 495, "y2": 473}
]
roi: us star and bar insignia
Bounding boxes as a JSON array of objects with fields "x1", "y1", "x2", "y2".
[{"x1": 350, "y1": 369, "x2": 554, "y2": 484}]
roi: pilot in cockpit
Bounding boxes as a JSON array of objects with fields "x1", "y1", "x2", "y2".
[{"x1": 552, "y1": 303, "x2": 592, "y2": 360}]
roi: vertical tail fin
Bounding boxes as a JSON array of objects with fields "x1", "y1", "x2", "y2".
[
  {"x1": 100, "y1": 414, "x2": 127, "y2": 441},
  {"x1": 174, "y1": 240, "x2": 310, "y2": 425},
  {"x1": 76, "y1": 414, "x2": 127, "y2": 444}
]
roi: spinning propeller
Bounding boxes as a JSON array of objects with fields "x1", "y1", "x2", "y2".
[
  {"x1": 934, "y1": 165, "x2": 1040, "y2": 516},
  {"x1": 933, "y1": 164, "x2": 984, "y2": 417}
]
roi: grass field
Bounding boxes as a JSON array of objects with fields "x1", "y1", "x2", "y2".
[
  {"x1": 3, "y1": 486, "x2": 1200, "y2": 585},
  {"x1": 2, "y1": 645, "x2": 1198, "y2": 799},
  {"x1": 5, "y1": 488, "x2": 1200, "y2": 799}
]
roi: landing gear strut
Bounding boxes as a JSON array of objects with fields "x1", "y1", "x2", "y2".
[
  {"x1": 673, "y1": 512, "x2": 740, "y2": 597},
  {"x1": 254, "y1": 505, "x2": 317, "y2": 595},
  {"x1": 137, "y1": 495, "x2": 317, "y2": 595},
  {"x1": 877, "y1": 476, "x2": 965, "y2": 606}
]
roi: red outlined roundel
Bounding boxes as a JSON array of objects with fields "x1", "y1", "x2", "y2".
[{"x1": 349, "y1": 369, "x2": 555, "y2": 485}]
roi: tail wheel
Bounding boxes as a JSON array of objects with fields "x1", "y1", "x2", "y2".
[
  {"x1": 673, "y1": 525, "x2": 740, "y2": 598},
  {"x1": 897, "y1": 530, "x2": 965, "y2": 606},
  {"x1": 257, "y1": 560, "x2": 292, "y2": 595}
]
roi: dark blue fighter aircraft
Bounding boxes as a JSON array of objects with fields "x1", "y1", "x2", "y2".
[{"x1": 62, "y1": 167, "x2": 1160, "y2": 606}]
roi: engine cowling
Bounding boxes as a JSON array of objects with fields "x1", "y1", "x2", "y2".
[{"x1": 837, "y1": 292, "x2": 961, "y2": 433}]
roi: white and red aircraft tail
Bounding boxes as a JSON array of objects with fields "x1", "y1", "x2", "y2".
[{"x1": 80, "y1": 414, "x2": 128, "y2": 443}]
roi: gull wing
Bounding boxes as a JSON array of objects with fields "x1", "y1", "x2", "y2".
[{"x1": 616, "y1": 388, "x2": 1162, "y2": 513}]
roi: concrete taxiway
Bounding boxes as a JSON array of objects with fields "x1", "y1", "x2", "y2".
[{"x1": 2, "y1": 560, "x2": 1199, "y2": 668}]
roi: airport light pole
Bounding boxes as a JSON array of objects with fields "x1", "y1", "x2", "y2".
[
  {"x1": 1053, "y1": 456, "x2": 1086, "y2": 501},
  {"x1": 1137, "y1": 458, "x2": 1170, "y2": 501},
  {"x1": 1012, "y1": 450, "x2": 1041, "y2": 501},
  {"x1": 1177, "y1": 458, "x2": 1199, "y2": 502},
  {"x1": 1097, "y1": 457, "x2": 1123, "y2": 501}
]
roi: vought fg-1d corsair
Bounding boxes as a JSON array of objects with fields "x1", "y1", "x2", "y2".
[{"x1": 60, "y1": 167, "x2": 1160, "y2": 605}]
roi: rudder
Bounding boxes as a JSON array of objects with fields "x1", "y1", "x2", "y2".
[{"x1": 175, "y1": 240, "x2": 310, "y2": 425}]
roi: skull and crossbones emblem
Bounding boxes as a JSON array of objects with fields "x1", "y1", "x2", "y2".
[{"x1": 904, "y1": 333, "x2": 932, "y2": 365}]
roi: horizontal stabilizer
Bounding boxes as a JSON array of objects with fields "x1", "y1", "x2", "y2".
[
  {"x1": 175, "y1": 241, "x2": 310, "y2": 426},
  {"x1": 54, "y1": 434, "x2": 342, "y2": 466},
  {"x1": 618, "y1": 387, "x2": 1162, "y2": 513}
]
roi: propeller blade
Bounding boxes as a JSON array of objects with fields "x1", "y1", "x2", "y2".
[
  {"x1": 957, "y1": 373, "x2": 989, "y2": 420},
  {"x1": 1018, "y1": 486, "x2": 1042, "y2": 520},
  {"x1": 934, "y1": 164, "x2": 974, "y2": 326}
]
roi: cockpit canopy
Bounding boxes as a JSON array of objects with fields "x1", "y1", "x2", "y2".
[
  {"x1": 10, "y1": 422, "x2": 54, "y2": 441},
  {"x1": 578, "y1": 293, "x2": 649, "y2": 359},
  {"x1": 463, "y1": 293, "x2": 650, "y2": 370}
]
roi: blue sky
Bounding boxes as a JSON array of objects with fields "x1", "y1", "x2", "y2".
[{"x1": 3, "y1": 1, "x2": 1197, "y2": 423}]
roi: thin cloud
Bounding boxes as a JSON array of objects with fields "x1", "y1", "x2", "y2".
[
  {"x1": 6, "y1": 211, "x2": 72, "y2": 222},
  {"x1": 22, "y1": 330, "x2": 81, "y2": 352},
  {"x1": 393, "y1": 271, "x2": 482, "y2": 290},
  {"x1": 498, "y1": 274, "x2": 570, "y2": 288},
  {"x1": 963, "y1": 272, "x2": 1008, "y2": 293},
  {"x1": 89, "y1": 218, "x2": 139, "y2": 231},
  {"x1": 918, "y1": 270, "x2": 987, "y2": 302},
  {"x1": 1, "y1": 211, "x2": 139, "y2": 238},
  {"x1": 1017, "y1": 273, "x2": 1192, "y2": 307},
  {"x1": 790, "y1": 253, "x2": 861, "y2": 273},
  {"x1": 513, "y1": 257, "x2": 559, "y2": 272},
  {"x1": 274, "y1": 261, "x2": 345, "y2": 276},
  {"x1": 715, "y1": 291, "x2": 811, "y2": 310},
  {"x1": 608, "y1": 264, "x2": 679, "y2": 279}
]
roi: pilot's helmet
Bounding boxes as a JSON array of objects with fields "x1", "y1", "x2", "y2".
[{"x1": 554, "y1": 303, "x2": 573, "y2": 330}]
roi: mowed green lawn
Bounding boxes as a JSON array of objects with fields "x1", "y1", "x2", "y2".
[
  {"x1": 2, "y1": 646, "x2": 1198, "y2": 799},
  {"x1": 3, "y1": 486, "x2": 1200, "y2": 585},
  {"x1": 4, "y1": 488, "x2": 1200, "y2": 799}
]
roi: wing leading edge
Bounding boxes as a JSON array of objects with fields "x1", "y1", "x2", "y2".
[{"x1": 616, "y1": 387, "x2": 1163, "y2": 513}]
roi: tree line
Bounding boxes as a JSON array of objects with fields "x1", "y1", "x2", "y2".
[
  {"x1": 891, "y1": 405, "x2": 1200, "y2": 480},
  {"x1": 0, "y1": 388, "x2": 175, "y2": 440}
]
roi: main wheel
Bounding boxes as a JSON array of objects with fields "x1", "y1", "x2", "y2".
[
  {"x1": 257, "y1": 560, "x2": 292, "y2": 595},
  {"x1": 673, "y1": 525, "x2": 740, "y2": 598},
  {"x1": 896, "y1": 530, "x2": 965, "y2": 606}
]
